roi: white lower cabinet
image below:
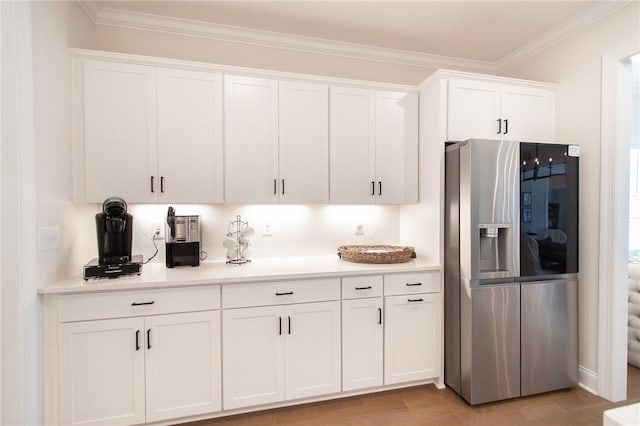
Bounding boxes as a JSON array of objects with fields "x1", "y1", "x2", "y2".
[
  {"x1": 59, "y1": 317, "x2": 146, "y2": 426},
  {"x1": 223, "y1": 301, "x2": 341, "y2": 410},
  {"x1": 342, "y1": 297, "x2": 384, "y2": 391},
  {"x1": 59, "y1": 311, "x2": 221, "y2": 425},
  {"x1": 384, "y1": 293, "x2": 440, "y2": 385},
  {"x1": 222, "y1": 306, "x2": 285, "y2": 409},
  {"x1": 144, "y1": 311, "x2": 222, "y2": 422}
]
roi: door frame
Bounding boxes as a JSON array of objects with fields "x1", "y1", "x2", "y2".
[{"x1": 598, "y1": 39, "x2": 639, "y2": 402}]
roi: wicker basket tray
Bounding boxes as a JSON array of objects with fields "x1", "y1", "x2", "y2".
[{"x1": 337, "y1": 245, "x2": 415, "y2": 264}]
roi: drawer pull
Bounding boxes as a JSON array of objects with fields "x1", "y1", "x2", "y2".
[
  {"x1": 405, "y1": 282, "x2": 422, "y2": 287},
  {"x1": 288, "y1": 316, "x2": 291, "y2": 335},
  {"x1": 147, "y1": 329, "x2": 151, "y2": 350},
  {"x1": 275, "y1": 291, "x2": 293, "y2": 296},
  {"x1": 408, "y1": 298, "x2": 424, "y2": 303},
  {"x1": 355, "y1": 286, "x2": 372, "y2": 290},
  {"x1": 378, "y1": 307, "x2": 382, "y2": 325},
  {"x1": 279, "y1": 317, "x2": 282, "y2": 335},
  {"x1": 135, "y1": 330, "x2": 140, "y2": 351},
  {"x1": 131, "y1": 301, "x2": 155, "y2": 306}
]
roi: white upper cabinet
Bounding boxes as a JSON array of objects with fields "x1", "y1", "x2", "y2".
[
  {"x1": 447, "y1": 79, "x2": 501, "y2": 141},
  {"x1": 224, "y1": 75, "x2": 279, "y2": 204},
  {"x1": 330, "y1": 86, "x2": 376, "y2": 204},
  {"x1": 278, "y1": 81, "x2": 329, "y2": 203},
  {"x1": 83, "y1": 60, "x2": 158, "y2": 203},
  {"x1": 224, "y1": 77, "x2": 329, "y2": 204},
  {"x1": 375, "y1": 91, "x2": 419, "y2": 204},
  {"x1": 499, "y1": 84, "x2": 555, "y2": 142},
  {"x1": 79, "y1": 60, "x2": 223, "y2": 203},
  {"x1": 157, "y1": 68, "x2": 223, "y2": 204},
  {"x1": 330, "y1": 87, "x2": 418, "y2": 204},
  {"x1": 447, "y1": 78, "x2": 555, "y2": 142}
]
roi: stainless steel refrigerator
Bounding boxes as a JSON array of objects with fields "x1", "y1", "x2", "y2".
[{"x1": 444, "y1": 139, "x2": 579, "y2": 405}]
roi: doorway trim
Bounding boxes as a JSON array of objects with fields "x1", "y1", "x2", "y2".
[{"x1": 598, "y1": 39, "x2": 639, "y2": 402}]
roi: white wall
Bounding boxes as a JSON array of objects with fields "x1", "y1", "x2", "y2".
[
  {"x1": 498, "y1": 1, "x2": 640, "y2": 375},
  {"x1": 32, "y1": 0, "x2": 95, "y2": 284}
]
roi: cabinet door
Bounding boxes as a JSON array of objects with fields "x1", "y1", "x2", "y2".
[
  {"x1": 222, "y1": 306, "x2": 285, "y2": 409},
  {"x1": 279, "y1": 81, "x2": 329, "y2": 203},
  {"x1": 59, "y1": 317, "x2": 145, "y2": 426},
  {"x1": 83, "y1": 60, "x2": 158, "y2": 203},
  {"x1": 145, "y1": 311, "x2": 221, "y2": 422},
  {"x1": 447, "y1": 79, "x2": 501, "y2": 141},
  {"x1": 224, "y1": 75, "x2": 279, "y2": 203},
  {"x1": 384, "y1": 293, "x2": 440, "y2": 385},
  {"x1": 157, "y1": 68, "x2": 223, "y2": 203},
  {"x1": 330, "y1": 86, "x2": 376, "y2": 203},
  {"x1": 342, "y1": 297, "x2": 383, "y2": 391},
  {"x1": 500, "y1": 84, "x2": 555, "y2": 142},
  {"x1": 285, "y1": 301, "x2": 341, "y2": 399},
  {"x1": 375, "y1": 91, "x2": 418, "y2": 204}
]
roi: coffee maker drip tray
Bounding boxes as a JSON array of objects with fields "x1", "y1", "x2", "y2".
[{"x1": 83, "y1": 255, "x2": 143, "y2": 281}]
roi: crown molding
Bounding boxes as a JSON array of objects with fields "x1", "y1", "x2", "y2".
[
  {"x1": 77, "y1": 1, "x2": 634, "y2": 78},
  {"x1": 69, "y1": 48, "x2": 417, "y2": 92},
  {"x1": 77, "y1": 2, "x2": 495, "y2": 74},
  {"x1": 495, "y1": 0, "x2": 635, "y2": 74}
]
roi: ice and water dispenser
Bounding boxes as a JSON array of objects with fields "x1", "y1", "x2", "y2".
[{"x1": 477, "y1": 224, "x2": 512, "y2": 275}]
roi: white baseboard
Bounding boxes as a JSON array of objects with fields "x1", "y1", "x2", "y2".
[{"x1": 579, "y1": 365, "x2": 598, "y2": 395}]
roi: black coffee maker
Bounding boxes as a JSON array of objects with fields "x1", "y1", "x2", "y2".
[
  {"x1": 83, "y1": 197, "x2": 142, "y2": 280},
  {"x1": 96, "y1": 197, "x2": 133, "y2": 264}
]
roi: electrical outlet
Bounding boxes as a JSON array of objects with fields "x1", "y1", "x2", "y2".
[
  {"x1": 152, "y1": 222, "x2": 163, "y2": 240},
  {"x1": 355, "y1": 224, "x2": 364, "y2": 235},
  {"x1": 262, "y1": 224, "x2": 273, "y2": 237}
]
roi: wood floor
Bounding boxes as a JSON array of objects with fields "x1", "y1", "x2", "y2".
[{"x1": 185, "y1": 366, "x2": 640, "y2": 426}]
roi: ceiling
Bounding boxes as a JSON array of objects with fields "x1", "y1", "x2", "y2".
[{"x1": 84, "y1": 1, "x2": 622, "y2": 68}]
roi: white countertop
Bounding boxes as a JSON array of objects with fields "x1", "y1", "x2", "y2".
[{"x1": 38, "y1": 256, "x2": 440, "y2": 295}]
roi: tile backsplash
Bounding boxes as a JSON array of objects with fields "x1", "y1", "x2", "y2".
[{"x1": 74, "y1": 203, "x2": 401, "y2": 267}]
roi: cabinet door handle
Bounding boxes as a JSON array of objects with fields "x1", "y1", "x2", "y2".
[
  {"x1": 378, "y1": 181, "x2": 382, "y2": 196},
  {"x1": 135, "y1": 330, "x2": 140, "y2": 351},
  {"x1": 408, "y1": 298, "x2": 424, "y2": 303},
  {"x1": 147, "y1": 329, "x2": 151, "y2": 350},
  {"x1": 371, "y1": 181, "x2": 375, "y2": 196},
  {"x1": 288, "y1": 316, "x2": 291, "y2": 335},
  {"x1": 273, "y1": 179, "x2": 277, "y2": 195},
  {"x1": 405, "y1": 282, "x2": 422, "y2": 287},
  {"x1": 160, "y1": 176, "x2": 165, "y2": 193},
  {"x1": 275, "y1": 291, "x2": 293, "y2": 296},
  {"x1": 378, "y1": 307, "x2": 382, "y2": 325},
  {"x1": 355, "y1": 286, "x2": 372, "y2": 290},
  {"x1": 131, "y1": 301, "x2": 155, "y2": 306},
  {"x1": 279, "y1": 316, "x2": 282, "y2": 335},
  {"x1": 504, "y1": 119, "x2": 509, "y2": 134},
  {"x1": 150, "y1": 176, "x2": 155, "y2": 193},
  {"x1": 497, "y1": 119, "x2": 502, "y2": 134},
  {"x1": 282, "y1": 179, "x2": 285, "y2": 195}
]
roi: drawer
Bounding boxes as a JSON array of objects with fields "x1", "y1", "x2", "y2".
[
  {"x1": 58, "y1": 285, "x2": 220, "y2": 323},
  {"x1": 222, "y1": 278, "x2": 340, "y2": 309},
  {"x1": 341, "y1": 275, "x2": 383, "y2": 299},
  {"x1": 384, "y1": 271, "x2": 440, "y2": 296}
]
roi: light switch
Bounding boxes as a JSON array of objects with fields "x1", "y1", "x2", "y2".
[{"x1": 38, "y1": 226, "x2": 60, "y2": 251}]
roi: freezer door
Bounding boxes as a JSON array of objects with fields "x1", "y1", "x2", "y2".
[
  {"x1": 521, "y1": 279, "x2": 578, "y2": 396},
  {"x1": 461, "y1": 282, "x2": 520, "y2": 405}
]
